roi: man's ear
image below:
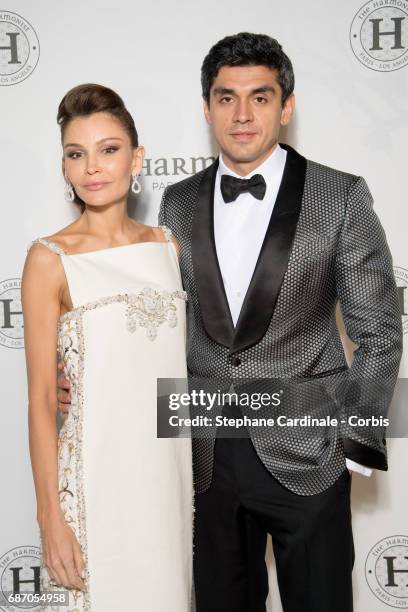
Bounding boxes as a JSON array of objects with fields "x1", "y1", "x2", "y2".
[
  {"x1": 203, "y1": 97, "x2": 212, "y2": 125},
  {"x1": 281, "y1": 93, "x2": 295, "y2": 126}
]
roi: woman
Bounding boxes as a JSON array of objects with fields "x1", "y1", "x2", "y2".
[{"x1": 22, "y1": 84, "x2": 193, "y2": 611}]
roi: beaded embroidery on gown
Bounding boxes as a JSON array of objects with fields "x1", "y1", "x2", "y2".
[{"x1": 29, "y1": 227, "x2": 193, "y2": 611}]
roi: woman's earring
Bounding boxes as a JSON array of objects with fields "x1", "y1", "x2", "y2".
[
  {"x1": 64, "y1": 180, "x2": 74, "y2": 203},
  {"x1": 131, "y1": 173, "x2": 142, "y2": 195}
]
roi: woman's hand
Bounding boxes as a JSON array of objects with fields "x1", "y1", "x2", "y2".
[
  {"x1": 40, "y1": 511, "x2": 86, "y2": 591},
  {"x1": 57, "y1": 361, "x2": 71, "y2": 417}
]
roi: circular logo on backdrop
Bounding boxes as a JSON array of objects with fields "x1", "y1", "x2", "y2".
[
  {"x1": 365, "y1": 535, "x2": 408, "y2": 608},
  {"x1": 0, "y1": 278, "x2": 24, "y2": 349},
  {"x1": 0, "y1": 546, "x2": 41, "y2": 611},
  {"x1": 394, "y1": 267, "x2": 408, "y2": 334},
  {"x1": 350, "y1": 0, "x2": 408, "y2": 71},
  {"x1": 0, "y1": 11, "x2": 40, "y2": 86}
]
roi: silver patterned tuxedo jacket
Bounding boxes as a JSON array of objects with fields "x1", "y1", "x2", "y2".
[{"x1": 159, "y1": 144, "x2": 403, "y2": 496}]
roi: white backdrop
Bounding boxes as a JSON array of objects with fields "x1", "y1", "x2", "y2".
[{"x1": 0, "y1": 1, "x2": 407, "y2": 610}]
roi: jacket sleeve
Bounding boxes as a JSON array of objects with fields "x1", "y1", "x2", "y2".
[
  {"x1": 158, "y1": 187, "x2": 169, "y2": 226},
  {"x1": 335, "y1": 176, "x2": 403, "y2": 470}
]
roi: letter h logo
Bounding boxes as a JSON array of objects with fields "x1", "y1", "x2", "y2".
[
  {"x1": 0, "y1": 31, "x2": 21, "y2": 65},
  {"x1": 10, "y1": 565, "x2": 41, "y2": 593},
  {"x1": 369, "y1": 16, "x2": 405, "y2": 50},
  {"x1": 383, "y1": 555, "x2": 408, "y2": 587},
  {"x1": 0, "y1": 298, "x2": 22, "y2": 330}
]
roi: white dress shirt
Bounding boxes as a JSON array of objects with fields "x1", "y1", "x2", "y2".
[
  {"x1": 214, "y1": 145, "x2": 287, "y2": 326},
  {"x1": 213, "y1": 145, "x2": 372, "y2": 478}
]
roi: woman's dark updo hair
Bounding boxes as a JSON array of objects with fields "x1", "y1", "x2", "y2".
[{"x1": 57, "y1": 83, "x2": 139, "y2": 209}]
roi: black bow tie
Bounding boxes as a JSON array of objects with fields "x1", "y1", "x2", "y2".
[{"x1": 220, "y1": 173, "x2": 267, "y2": 203}]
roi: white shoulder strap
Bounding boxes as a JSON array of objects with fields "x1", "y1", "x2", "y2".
[
  {"x1": 29, "y1": 238, "x2": 67, "y2": 255},
  {"x1": 159, "y1": 225, "x2": 173, "y2": 243}
]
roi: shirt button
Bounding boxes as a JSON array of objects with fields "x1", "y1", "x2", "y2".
[{"x1": 231, "y1": 355, "x2": 241, "y2": 367}]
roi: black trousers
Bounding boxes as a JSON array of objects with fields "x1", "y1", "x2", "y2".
[{"x1": 193, "y1": 417, "x2": 354, "y2": 612}]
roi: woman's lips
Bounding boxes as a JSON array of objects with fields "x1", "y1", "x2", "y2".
[{"x1": 83, "y1": 182, "x2": 110, "y2": 191}]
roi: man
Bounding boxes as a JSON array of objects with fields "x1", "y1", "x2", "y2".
[{"x1": 59, "y1": 33, "x2": 402, "y2": 612}]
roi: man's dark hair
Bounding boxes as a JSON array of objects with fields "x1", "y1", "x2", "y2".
[{"x1": 201, "y1": 32, "x2": 295, "y2": 105}]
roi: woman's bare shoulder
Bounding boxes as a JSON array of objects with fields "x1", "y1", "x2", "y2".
[
  {"x1": 44, "y1": 220, "x2": 86, "y2": 252},
  {"x1": 153, "y1": 225, "x2": 180, "y2": 256},
  {"x1": 30, "y1": 219, "x2": 100, "y2": 261},
  {"x1": 23, "y1": 241, "x2": 63, "y2": 300},
  {"x1": 25, "y1": 220, "x2": 81, "y2": 271}
]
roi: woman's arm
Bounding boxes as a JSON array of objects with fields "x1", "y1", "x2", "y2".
[{"x1": 22, "y1": 244, "x2": 85, "y2": 591}]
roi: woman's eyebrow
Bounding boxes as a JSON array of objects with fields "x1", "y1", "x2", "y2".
[{"x1": 63, "y1": 137, "x2": 124, "y2": 148}]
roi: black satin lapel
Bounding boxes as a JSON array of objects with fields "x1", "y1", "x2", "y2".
[
  {"x1": 231, "y1": 145, "x2": 307, "y2": 354},
  {"x1": 192, "y1": 159, "x2": 234, "y2": 348}
]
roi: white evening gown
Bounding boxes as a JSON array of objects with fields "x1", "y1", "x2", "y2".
[{"x1": 30, "y1": 226, "x2": 193, "y2": 611}]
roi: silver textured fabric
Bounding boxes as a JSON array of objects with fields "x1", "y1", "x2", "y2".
[{"x1": 159, "y1": 147, "x2": 403, "y2": 496}]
